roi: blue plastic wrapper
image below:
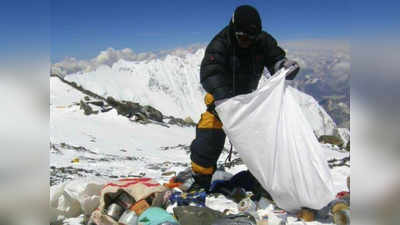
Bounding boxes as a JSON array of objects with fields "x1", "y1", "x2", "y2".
[{"x1": 170, "y1": 191, "x2": 207, "y2": 207}]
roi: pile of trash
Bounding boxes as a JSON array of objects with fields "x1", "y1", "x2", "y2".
[
  {"x1": 50, "y1": 68, "x2": 350, "y2": 225},
  {"x1": 50, "y1": 170, "x2": 350, "y2": 225}
]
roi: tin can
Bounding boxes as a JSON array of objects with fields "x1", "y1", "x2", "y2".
[
  {"x1": 116, "y1": 191, "x2": 135, "y2": 209},
  {"x1": 106, "y1": 203, "x2": 124, "y2": 221},
  {"x1": 118, "y1": 210, "x2": 138, "y2": 225}
]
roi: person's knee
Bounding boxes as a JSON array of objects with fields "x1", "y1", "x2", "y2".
[
  {"x1": 190, "y1": 144, "x2": 217, "y2": 172},
  {"x1": 190, "y1": 131, "x2": 225, "y2": 170},
  {"x1": 191, "y1": 161, "x2": 215, "y2": 175}
]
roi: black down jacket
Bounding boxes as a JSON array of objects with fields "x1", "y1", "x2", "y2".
[{"x1": 200, "y1": 21, "x2": 286, "y2": 100}]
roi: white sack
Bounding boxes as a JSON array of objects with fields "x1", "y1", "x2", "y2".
[
  {"x1": 50, "y1": 178, "x2": 107, "y2": 223},
  {"x1": 215, "y1": 68, "x2": 335, "y2": 211}
]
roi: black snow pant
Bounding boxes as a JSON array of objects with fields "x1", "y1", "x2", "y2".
[{"x1": 190, "y1": 93, "x2": 226, "y2": 175}]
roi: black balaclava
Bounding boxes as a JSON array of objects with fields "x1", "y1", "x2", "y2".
[{"x1": 232, "y1": 5, "x2": 262, "y2": 35}]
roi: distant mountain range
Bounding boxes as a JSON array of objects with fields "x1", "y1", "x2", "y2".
[
  {"x1": 51, "y1": 40, "x2": 350, "y2": 128},
  {"x1": 282, "y1": 40, "x2": 350, "y2": 128}
]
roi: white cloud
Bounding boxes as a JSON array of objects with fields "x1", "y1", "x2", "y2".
[
  {"x1": 51, "y1": 48, "x2": 160, "y2": 76},
  {"x1": 51, "y1": 40, "x2": 349, "y2": 77},
  {"x1": 93, "y1": 48, "x2": 146, "y2": 67},
  {"x1": 51, "y1": 44, "x2": 206, "y2": 76},
  {"x1": 51, "y1": 57, "x2": 92, "y2": 76}
]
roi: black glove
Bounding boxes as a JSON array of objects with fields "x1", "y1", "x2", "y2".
[{"x1": 274, "y1": 58, "x2": 300, "y2": 80}]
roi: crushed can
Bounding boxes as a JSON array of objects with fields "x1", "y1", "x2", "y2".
[
  {"x1": 106, "y1": 203, "x2": 124, "y2": 221},
  {"x1": 118, "y1": 209, "x2": 138, "y2": 225},
  {"x1": 116, "y1": 191, "x2": 135, "y2": 209}
]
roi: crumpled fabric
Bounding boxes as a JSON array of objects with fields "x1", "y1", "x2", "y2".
[{"x1": 169, "y1": 191, "x2": 206, "y2": 207}]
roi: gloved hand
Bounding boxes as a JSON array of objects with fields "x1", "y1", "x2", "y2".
[{"x1": 274, "y1": 58, "x2": 300, "y2": 80}]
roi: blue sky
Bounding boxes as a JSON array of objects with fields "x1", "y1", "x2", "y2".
[
  {"x1": 0, "y1": 0, "x2": 49, "y2": 63},
  {"x1": 1, "y1": 0, "x2": 399, "y2": 64},
  {"x1": 50, "y1": 0, "x2": 352, "y2": 62}
]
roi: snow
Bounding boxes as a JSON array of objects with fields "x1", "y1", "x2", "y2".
[
  {"x1": 50, "y1": 54, "x2": 349, "y2": 225},
  {"x1": 63, "y1": 49, "x2": 338, "y2": 136},
  {"x1": 50, "y1": 108, "x2": 195, "y2": 180},
  {"x1": 288, "y1": 85, "x2": 337, "y2": 136},
  {"x1": 50, "y1": 76, "x2": 86, "y2": 107},
  {"x1": 336, "y1": 128, "x2": 350, "y2": 145},
  {"x1": 65, "y1": 49, "x2": 206, "y2": 122}
]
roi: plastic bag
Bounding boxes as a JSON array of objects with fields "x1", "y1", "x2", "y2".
[
  {"x1": 50, "y1": 178, "x2": 107, "y2": 223},
  {"x1": 215, "y1": 68, "x2": 335, "y2": 211}
]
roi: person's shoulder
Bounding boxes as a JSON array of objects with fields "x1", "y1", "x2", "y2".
[
  {"x1": 258, "y1": 31, "x2": 277, "y2": 43},
  {"x1": 256, "y1": 30, "x2": 280, "y2": 49},
  {"x1": 206, "y1": 26, "x2": 231, "y2": 53}
]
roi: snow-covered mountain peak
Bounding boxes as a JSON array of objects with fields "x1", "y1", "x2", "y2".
[
  {"x1": 65, "y1": 49, "x2": 206, "y2": 121},
  {"x1": 63, "y1": 48, "x2": 337, "y2": 135}
]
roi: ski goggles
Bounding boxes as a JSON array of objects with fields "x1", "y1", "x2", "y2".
[{"x1": 235, "y1": 31, "x2": 257, "y2": 42}]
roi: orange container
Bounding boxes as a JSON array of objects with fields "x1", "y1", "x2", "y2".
[{"x1": 129, "y1": 199, "x2": 150, "y2": 216}]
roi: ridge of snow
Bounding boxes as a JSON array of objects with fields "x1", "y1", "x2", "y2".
[
  {"x1": 63, "y1": 48, "x2": 336, "y2": 135},
  {"x1": 288, "y1": 85, "x2": 337, "y2": 136},
  {"x1": 65, "y1": 49, "x2": 206, "y2": 121}
]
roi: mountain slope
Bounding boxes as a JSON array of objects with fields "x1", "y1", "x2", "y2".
[
  {"x1": 65, "y1": 50, "x2": 206, "y2": 122},
  {"x1": 283, "y1": 41, "x2": 350, "y2": 128},
  {"x1": 53, "y1": 41, "x2": 350, "y2": 128},
  {"x1": 64, "y1": 49, "x2": 338, "y2": 136},
  {"x1": 50, "y1": 76, "x2": 350, "y2": 225}
]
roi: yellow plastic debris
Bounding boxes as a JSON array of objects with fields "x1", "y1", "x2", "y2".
[{"x1": 71, "y1": 158, "x2": 80, "y2": 163}]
